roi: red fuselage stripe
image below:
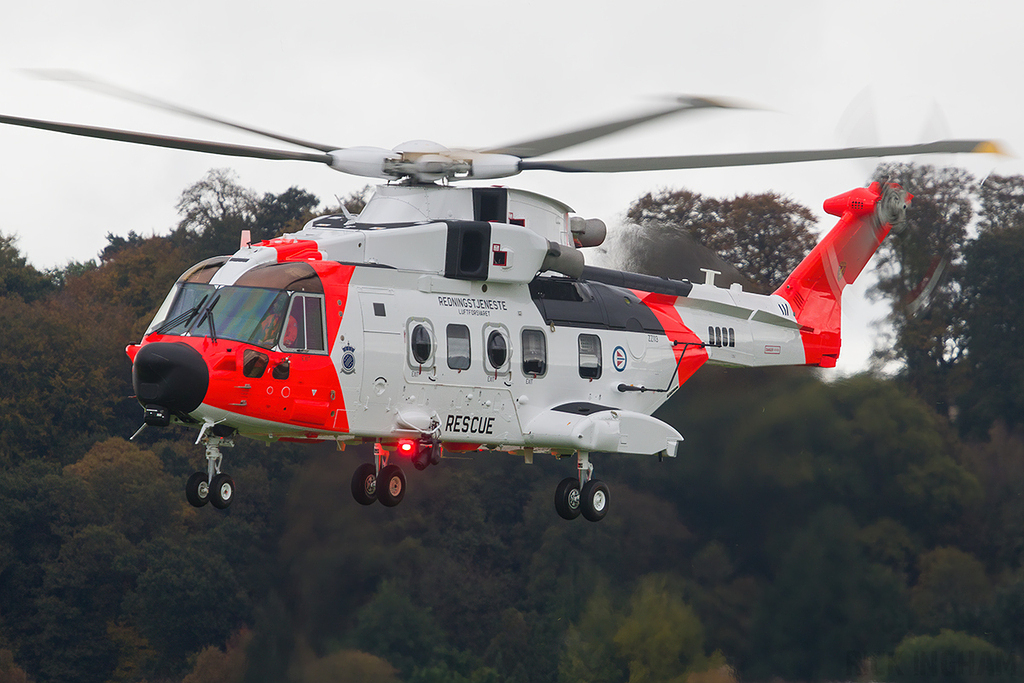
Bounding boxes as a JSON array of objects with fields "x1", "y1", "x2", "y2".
[{"x1": 632, "y1": 290, "x2": 709, "y2": 387}]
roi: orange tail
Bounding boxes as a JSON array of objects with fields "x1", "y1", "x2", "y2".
[{"x1": 774, "y1": 182, "x2": 911, "y2": 367}]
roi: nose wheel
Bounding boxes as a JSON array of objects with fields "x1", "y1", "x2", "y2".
[
  {"x1": 554, "y1": 452, "x2": 608, "y2": 522},
  {"x1": 185, "y1": 431, "x2": 235, "y2": 510}
]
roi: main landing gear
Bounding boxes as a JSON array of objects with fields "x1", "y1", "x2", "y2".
[
  {"x1": 351, "y1": 439, "x2": 441, "y2": 507},
  {"x1": 186, "y1": 432, "x2": 235, "y2": 510},
  {"x1": 554, "y1": 451, "x2": 608, "y2": 522}
]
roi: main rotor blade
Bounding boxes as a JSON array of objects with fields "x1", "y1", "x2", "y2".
[
  {"x1": 519, "y1": 140, "x2": 1004, "y2": 173},
  {"x1": 0, "y1": 112, "x2": 334, "y2": 163},
  {"x1": 26, "y1": 69, "x2": 342, "y2": 153},
  {"x1": 483, "y1": 96, "x2": 745, "y2": 159}
]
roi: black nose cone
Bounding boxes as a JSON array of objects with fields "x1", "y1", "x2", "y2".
[{"x1": 133, "y1": 342, "x2": 209, "y2": 414}]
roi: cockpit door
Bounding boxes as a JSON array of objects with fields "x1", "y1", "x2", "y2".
[{"x1": 357, "y1": 288, "x2": 401, "y2": 414}]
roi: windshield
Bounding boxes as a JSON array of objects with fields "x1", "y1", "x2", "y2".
[
  {"x1": 155, "y1": 283, "x2": 215, "y2": 335},
  {"x1": 153, "y1": 283, "x2": 291, "y2": 350}
]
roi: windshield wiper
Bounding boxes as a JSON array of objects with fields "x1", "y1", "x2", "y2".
[
  {"x1": 153, "y1": 294, "x2": 210, "y2": 335},
  {"x1": 196, "y1": 293, "x2": 221, "y2": 343}
]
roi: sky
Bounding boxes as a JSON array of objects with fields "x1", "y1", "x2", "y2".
[{"x1": 2, "y1": 0, "x2": 1022, "y2": 374}]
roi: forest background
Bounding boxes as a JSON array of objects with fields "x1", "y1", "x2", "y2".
[{"x1": 2, "y1": 163, "x2": 1024, "y2": 683}]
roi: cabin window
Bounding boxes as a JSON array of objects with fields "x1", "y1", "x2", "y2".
[
  {"x1": 578, "y1": 334, "x2": 602, "y2": 379},
  {"x1": 281, "y1": 294, "x2": 326, "y2": 352},
  {"x1": 411, "y1": 324, "x2": 432, "y2": 364},
  {"x1": 487, "y1": 330, "x2": 509, "y2": 369},
  {"x1": 447, "y1": 324, "x2": 471, "y2": 370},
  {"x1": 406, "y1": 320, "x2": 436, "y2": 370},
  {"x1": 521, "y1": 328, "x2": 547, "y2": 377}
]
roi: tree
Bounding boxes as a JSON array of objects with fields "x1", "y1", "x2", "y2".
[
  {"x1": 173, "y1": 169, "x2": 321, "y2": 260},
  {"x1": 715, "y1": 193, "x2": 817, "y2": 289},
  {"x1": 349, "y1": 579, "x2": 442, "y2": 679},
  {"x1": 881, "y1": 630, "x2": 1018, "y2": 683},
  {"x1": 911, "y1": 547, "x2": 992, "y2": 634},
  {"x1": 559, "y1": 583, "x2": 626, "y2": 683},
  {"x1": 622, "y1": 189, "x2": 816, "y2": 291},
  {"x1": 0, "y1": 291, "x2": 130, "y2": 463},
  {"x1": 662, "y1": 371, "x2": 981, "y2": 555},
  {"x1": 0, "y1": 233, "x2": 55, "y2": 301},
  {"x1": 298, "y1": 649, "x2": 400, "y2": 683},
  {"x1": 870, "y1": 163, "x2": 976, "y2": 414},
  {"x1": 182, "y1": 629, "x2": 252, "y2": 683},
  {"x1": 175, "y1": 168, "x2": 259, "y2": 256},
  {"x1": 63, "y1": 438, "x2": 181, "y2": 543},
  {"x1": 0, "y1": 649, "x2": 29, "y2": 683},
  {"x1": 747, "y1": 507, "x2": 909, "y2": 681},
  {"x1": 986, "y1": 578, "x2": 1024, "y2": 656},
  {"x1": 124, "y1": 538, "x2": 250, "y2": 672},
  {"x1": 958, "y1": 175, "x2": 1024, "y2": 435},
  {"x1": 254, "y1": 186, "x2": 321, "y2": 237},
  {"x1": 613, "y1": 574, "x2": 723, "y2": 683},
  {"x1": 27, "y1": 525, "x2": 136, "y2": 683}
]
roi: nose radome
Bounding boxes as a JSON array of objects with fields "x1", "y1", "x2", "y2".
[{"x1": 132, "y1": 342, "x2": 209, "y2": 414}]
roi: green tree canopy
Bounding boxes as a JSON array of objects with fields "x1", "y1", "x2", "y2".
[
  {"x1": 870, "y1": 163, "x2": 976, "y2": 413},
  {"x1": 958, "y1": 177, "x2": 1024, "y2": 435},
  {"x1": 0, "y1": 233, "x2": 54, "y2": 302},
  {"x1": 623, "y1": 189, "x2": 816, "y2": 290}
]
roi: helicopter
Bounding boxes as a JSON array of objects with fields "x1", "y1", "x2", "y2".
[{"x1": 0, "y1": 74, "x2": 1000, "y2": 521}]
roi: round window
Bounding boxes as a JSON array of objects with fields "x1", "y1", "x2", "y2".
[
  {"x1": 411, "y1": 324, "x2": 432, "y2": 364},
  {"x1": 487, "y1": 330, "x2": 508, "y2": 368}
]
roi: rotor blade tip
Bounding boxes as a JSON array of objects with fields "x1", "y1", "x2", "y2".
[
  {"x1": 21, "y1": 67, "x2": 84, "y2": 82},
  {"x1": 973, "y1": 140, "x2": 1010, "y2": 156},
  {"x1": 679, "y1": 95, "x2": 760, "y2": 111}
]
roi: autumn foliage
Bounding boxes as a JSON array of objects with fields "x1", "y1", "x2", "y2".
[{"x1": 2, "y1": 168, "x2": 1024, "y2": 682}]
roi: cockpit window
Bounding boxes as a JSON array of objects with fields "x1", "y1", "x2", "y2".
[
  {"x1": 214, "y1": 287, "x2": 291, "y2": 347},
  {"x1": 280, "y1": 294, "x2": 326, "y2": 352},
  {"x1": 153, "y1": 283, "x2": 215, "y2": 336},
  {"x1": 147, "y1": 260, "x2": 329, "y2": 352},
  {"x1": 234, "y1": 262, "x2": 324, "y2": 293},
  {"x1": 151, "y1": 282, "x2": 323, "y2": 351}
]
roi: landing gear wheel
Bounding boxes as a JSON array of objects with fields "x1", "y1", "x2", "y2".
[
  {"x1": 554, "y1": 477, "x2": 582, "y2": 520},
  {"x1": 377, "y1": 465, "x2": 406, "y2": 507},
  {"x1": 581, "y1": 479, "x2": 609, "y2": 522},
  {"x1": 351, "y1": 463, "x2": 378, "y2": 505},
  {"x1": 186, "y1": 471, "x2": 210, "y2": 508},
  {"x1": 209, "y1": 473, "x2": 235, "y2": 510}
]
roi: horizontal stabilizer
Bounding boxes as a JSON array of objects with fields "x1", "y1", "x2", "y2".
[{"x1": 524, "y1": 405, "x2": 682, "y2": 456}]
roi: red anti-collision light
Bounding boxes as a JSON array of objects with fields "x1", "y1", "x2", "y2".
[{"x1": 397, "y1": 439, "x2": 416, "y2": 457}]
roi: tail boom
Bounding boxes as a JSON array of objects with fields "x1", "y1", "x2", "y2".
[{"x1": 774, "y1": 182, "x2": 910, "y2": 367}]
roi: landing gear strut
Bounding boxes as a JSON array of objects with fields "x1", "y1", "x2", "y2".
[
  {"x1": 186, "y1": 431, "x2": 235, "y2": 510},
  {"x1": 350, "y1": 437, "x2": 441, "y2": 507},
  {"x1": 350, "y1": 443, "x2": 409, "y2": 507},
  {"x1": 554, "y1": 451, "x2": 608, "y2": 522}
]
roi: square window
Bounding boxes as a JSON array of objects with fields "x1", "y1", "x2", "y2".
[
  {"x1": 447, "y1": 324, "x2": 471, "y2": 370},
  {"x1": 578, "y1": 334, "x2": 602, "y2": 379},
  {"x1": 522, "y1": 329, "x2": 546, "y2": 377}
]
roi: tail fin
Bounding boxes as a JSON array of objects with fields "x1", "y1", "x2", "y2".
[{"x1": 774, "y1": 182, "x2": 911, "y2": 367}]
